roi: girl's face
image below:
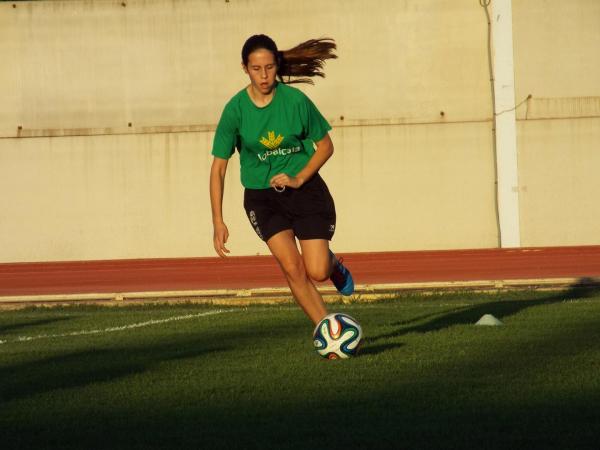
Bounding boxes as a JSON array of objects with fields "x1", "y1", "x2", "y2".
[{"x1": 243, "y1": 49, "x2": 277, "y2": 95}]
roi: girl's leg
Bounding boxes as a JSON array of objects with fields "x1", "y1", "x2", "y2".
[
  {"x1": 300, "y1": 238, "x2": 355, "y2": 296},
  {"x1": 298, "y1": 239, "x2": 332, "y2": 282},
  {"x1": 267, "y1": 230, "x2": 328, "y2": 325}
]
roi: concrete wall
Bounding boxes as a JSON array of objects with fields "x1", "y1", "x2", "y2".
[
  {"x1": 0, "y1": 0, "x2": 597, "y2": 263},
  {"x1": 512, "y1": 0, "x2": 600, "y2": 246}
]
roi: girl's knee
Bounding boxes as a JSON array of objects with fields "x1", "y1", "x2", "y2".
[
  {"x1": 280, "y1": 258, "x2": 307, "y2": 282},
  {"x1": 306, "y1": 264, "x2": 330, "y2": 282}
]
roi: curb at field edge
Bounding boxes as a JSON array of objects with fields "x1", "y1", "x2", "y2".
[{"x1": 1, "y1": 277, "x2": 598, "y2": 307}]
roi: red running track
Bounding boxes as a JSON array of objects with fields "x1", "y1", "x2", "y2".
[{"x1": 1, "y1": 246, "x2": 600, "y2": 297}]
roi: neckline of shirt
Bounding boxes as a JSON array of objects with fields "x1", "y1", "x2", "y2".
[{"x1": 244, "y1": 82, "x2": 280, "y2": 110}]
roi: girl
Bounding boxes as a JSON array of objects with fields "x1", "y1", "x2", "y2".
[{"x1": 209, "y1": 34, "x2": 353, "y2": 325}]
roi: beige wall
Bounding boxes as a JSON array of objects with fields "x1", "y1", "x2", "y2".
[
  {"x1": 326, "y1": 121, "x2": 499, "y2": 253},
  {"x1": 517, "y1": 118, "x2": 600, "y2": 246},
  {"x1": 0, "y1": 132, "x2": 210, "y2": 261},
  {"x1": 0, "y1": 0, "x2": 492, "y2": 137},
  {"x1": 0, "y1": 0, "x2": 597, "y2": 262},
  {"x1": 512, "y1": 0, "x2": 600, "y2": 246}
]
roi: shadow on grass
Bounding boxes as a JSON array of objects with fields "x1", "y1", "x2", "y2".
[
  {"x1": 2, "y1": 284, "x2": 600, "y2": 450},
  {"x1": 0, "y1": 339, "x2": 230, "y2": 403},
  {"x1": 5, "y1": 308, "x2": 600, "y2": 450},
  {"x1": 358, "y1": 340, "x2": 404, "y2": 356},
  {"x1": 369, "y1": 277, "x2": 600, "y2": 345},
  {"x1": 0, "y1": 316, "x2": 76, "y2": 334},
  {"x1": 0, "y1": 318, "x2": 302, "y2": 403}
]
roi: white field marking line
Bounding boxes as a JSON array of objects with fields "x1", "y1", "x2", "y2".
[{"x1": 0, "y1": 309, "x2": 233, "y2": 345}]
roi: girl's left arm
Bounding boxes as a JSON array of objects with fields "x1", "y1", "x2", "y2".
[{"x1": 269, "y1": 133, "x2": 334, "y2": 189}]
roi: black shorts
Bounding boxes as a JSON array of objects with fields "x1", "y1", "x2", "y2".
[{"x1": 243, "y1": 173, "x2": 337, "y2": 242}]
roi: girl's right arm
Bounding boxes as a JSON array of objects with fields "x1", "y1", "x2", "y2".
[{"x1": 209, "y1": 157, "x2": 230, "y2": 257}]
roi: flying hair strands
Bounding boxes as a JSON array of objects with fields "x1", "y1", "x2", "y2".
[
  {"x1": 277, "y1": 38, "x2": 337, "y2": 85},
  {"x1": 242, "y1": 35, "x2": 337, "y2": 85}
]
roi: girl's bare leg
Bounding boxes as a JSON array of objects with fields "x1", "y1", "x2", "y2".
[
  {"x1": 300, "y1": 238, "x2": 355, "y2": 297},
  {"x1": 267, "y1": 230, "x2": 328, "y2": 325},
  {"x1": 298, "y1": 239, "x2": 332, "y2": 282}
]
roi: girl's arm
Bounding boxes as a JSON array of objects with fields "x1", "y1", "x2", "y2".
[
  {"x1": 210, "y1": 157, "x2": 231, "y2": 257},
  {"x1": 269, "y1": 133, "x2": 334, "y2": 189}
]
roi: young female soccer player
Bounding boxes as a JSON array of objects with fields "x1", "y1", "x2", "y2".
[{"x1": 209, "y1": 34, "x2": 354, "y2": 325}]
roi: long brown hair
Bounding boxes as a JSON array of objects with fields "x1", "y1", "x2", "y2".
[{"x1": 241, "y1": 35, "x2": 337, "y2": 85}]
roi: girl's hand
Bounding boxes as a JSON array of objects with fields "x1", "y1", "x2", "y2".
[
  {"x1": 213, "y1": 222, "x2": 230, "y2": 258},
  {"x1": 269, "y1": 173, "x2": 304, "y2": 190}
]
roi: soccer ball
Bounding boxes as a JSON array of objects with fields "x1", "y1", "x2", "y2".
[{"x1": 313, "y1": 313, "x2": 363, "y2": 359}]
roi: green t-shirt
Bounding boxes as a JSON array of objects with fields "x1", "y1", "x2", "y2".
[{"x1": 212, "y1": 82, "x2": 332, "y2": 189}]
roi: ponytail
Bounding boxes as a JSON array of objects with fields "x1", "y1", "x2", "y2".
[
  {"x1": 278, "y1": 38, "x2": 337, "y2": 85},
  {"x1": 241, "y1": 35, "x2": 337, "y2": 85}
]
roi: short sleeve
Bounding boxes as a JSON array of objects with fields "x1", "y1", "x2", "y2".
[
  {"x1": 211, "y1": 102, "x2": 239, "y2": 159},
  {"x1": 301, "y1": 94, "x2": 332, "y2": 143}
]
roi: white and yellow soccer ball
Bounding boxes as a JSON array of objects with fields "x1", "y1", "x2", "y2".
[{"x1": 313, "y1": 313, "x2": 363, "y2": 359}]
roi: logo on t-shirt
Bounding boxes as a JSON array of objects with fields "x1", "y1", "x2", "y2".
[
  {"x1": 257, "y1": 130, "x2": 301, "y2": 162},
  {"x1": 259, "y1": 131, "x2": 284, "y2": 150}
]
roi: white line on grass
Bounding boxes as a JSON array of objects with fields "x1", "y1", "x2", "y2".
[{"x1": 0, "y1": 309, "x2": 232, "y2": 345}]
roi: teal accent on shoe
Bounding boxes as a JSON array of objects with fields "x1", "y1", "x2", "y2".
[{"x1": 329, "y1": 251, "x2": 355, "y2": 296}]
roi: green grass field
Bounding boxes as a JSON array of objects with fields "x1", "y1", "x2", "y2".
[{"x1": 1, "y1": 287, "x2": 599, "y2": 450}]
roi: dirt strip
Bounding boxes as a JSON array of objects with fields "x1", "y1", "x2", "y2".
[{"x1": 1, "y1": 246, "x2": 599, "y2": 303}]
